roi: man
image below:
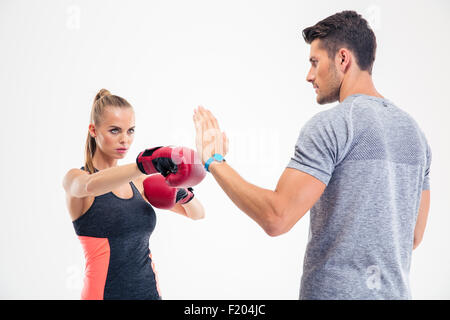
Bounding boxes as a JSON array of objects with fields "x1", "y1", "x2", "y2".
[{"x1": 193, "y1": 10, "x2": 431, "y2": 300}]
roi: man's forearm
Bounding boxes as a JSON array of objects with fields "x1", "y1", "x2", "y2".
[{"x1": 208, "y1": 161, "x2": 280, "y2": 233}]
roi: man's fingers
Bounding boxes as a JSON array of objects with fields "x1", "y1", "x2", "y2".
[
  {"x1": 202, "y1": 110, "x2": 215, "y2": 130},
  {"x1": 206, "y1": 109, "x2": 220, "y2": 130},
  {"x1": 193, "y1": 111, "x2": 201, "y2": 130},
  {"x1": 193, "y1": 108, "x2": 206, "y2": 163},
  {"x1": 223, "y1": 131, "x2": 229, "y2": 156},
  {"x1": 198, "y1": 107, "x2": 219, "y2": 131},
  {"x1": 193, "y1": 105, "x2": 228, "y2": 162}
]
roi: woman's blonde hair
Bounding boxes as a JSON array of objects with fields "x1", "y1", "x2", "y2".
[{"x1": 84, "y1": 89, "x2": 133, "y2": 174}]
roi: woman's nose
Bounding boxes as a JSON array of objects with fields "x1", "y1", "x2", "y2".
[{"x1": 119, "y1": 133, "x2": 128, "y2": 144}]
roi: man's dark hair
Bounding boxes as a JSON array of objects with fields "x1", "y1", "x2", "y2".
[{"x1": 302, "y1": 10, "x2": 377, "y2": 74}]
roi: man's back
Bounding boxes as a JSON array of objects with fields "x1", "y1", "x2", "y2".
[{"x1": 287, "y1": 94, "x2": 431, "y2": 299}]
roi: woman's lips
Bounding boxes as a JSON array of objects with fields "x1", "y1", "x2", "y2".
[{"x1": 116, "y1": 148, "x2": 128, "y2": 154}]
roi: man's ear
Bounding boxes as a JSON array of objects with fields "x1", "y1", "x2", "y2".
[{"x1": 336, "y1": 48, "x2": 351, "y2": 73}]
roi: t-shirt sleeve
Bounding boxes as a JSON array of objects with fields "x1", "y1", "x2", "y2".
[
  {"x1": 287, "y1": 107, "x2": 354, "y2": 186},
  {"x1": 422, "y1": 141, "x2": 431, "y2": 190}
]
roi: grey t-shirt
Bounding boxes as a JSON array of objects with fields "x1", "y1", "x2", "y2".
[{"x1": 287, "y1": 94, "x2": 431, "y2": 300}]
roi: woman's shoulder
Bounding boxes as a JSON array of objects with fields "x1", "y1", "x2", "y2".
[
  {"x1": 63, "y1": 168, "x2": 88, "y2": 192},
  {"x1": 63, "y1": 167, "x2": 94, "y2": 222},
  {"x1": 66, "y1": 167, "x2": 87, "y2": 175},
  {"x1": 64, "y1": 167, "x2": 89, "y2": 181}
]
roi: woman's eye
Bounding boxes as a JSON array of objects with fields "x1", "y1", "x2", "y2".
[
  {"x1": 110, "y1": 129, "x2": 119, "y2": 134},
  {"x1": 128, "y1": 129, "x2": 135, "y2": 134}
]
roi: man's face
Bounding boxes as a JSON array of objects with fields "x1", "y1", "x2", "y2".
[{"x1": 306, "y1": 39, "x2": 342, "y2": 105}]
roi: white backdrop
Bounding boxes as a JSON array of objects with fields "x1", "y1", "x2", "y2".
[{"x1": 1, "y1": 0, "x2": 449, "y2": 299}]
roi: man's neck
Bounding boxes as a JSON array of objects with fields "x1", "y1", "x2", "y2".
[{"x1": 339, "y1": 71, "x2": 383, "y2": 102}]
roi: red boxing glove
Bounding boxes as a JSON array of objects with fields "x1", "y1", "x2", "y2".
[
  {"x1": 136, "y1": 146, "x2": 177, "y2": 176},
  {"x1": 143, "y1": 174, "x2": 194, "y2": 210},
  {"x1": 166, "y1": 146, "x2": 206, "y2": 188},
  {"x1": 137, "y1": 146, "x2": 206, "y2": 188}
]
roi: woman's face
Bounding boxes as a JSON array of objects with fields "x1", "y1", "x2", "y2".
[{"x1": 89, "y1": 106, "x2": 135, "y2": 159}]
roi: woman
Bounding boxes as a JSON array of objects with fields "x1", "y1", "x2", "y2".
[{"x1": 62, "y1": 89, "x2": 205, "y2": 300}]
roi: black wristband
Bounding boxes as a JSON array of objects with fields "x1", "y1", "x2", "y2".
[{"x1": 176, "y1": 188, "x2": 195, "y2": 204}]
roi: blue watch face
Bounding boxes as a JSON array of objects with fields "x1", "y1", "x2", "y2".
[{"x1": 213, "y1": 154, "x2": 224, "y2": 161}]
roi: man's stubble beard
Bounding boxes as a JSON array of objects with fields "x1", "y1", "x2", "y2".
[{"x1": 317, "y1": 63, "x2": 342, "y2": 105}]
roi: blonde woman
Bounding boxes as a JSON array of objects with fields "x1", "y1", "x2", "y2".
[{"x1": 63, "y1": 89, "x2": 206, "y2": 300}]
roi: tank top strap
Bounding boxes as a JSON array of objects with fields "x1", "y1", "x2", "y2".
[
  {"x1": 129, "y1": 180, "x2": 142, "y2": 197},
  {"x1": 80, "y1": 166, "x2": 99, "y2": 173}
]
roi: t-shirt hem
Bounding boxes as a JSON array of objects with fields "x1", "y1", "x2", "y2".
[{"x1": 286, "y1": 160, "x2": 331, "y2": 186}]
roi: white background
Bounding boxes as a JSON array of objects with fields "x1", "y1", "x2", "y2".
[{"x1": 1, "y1": 0, "x2": 449, "y2": 299}]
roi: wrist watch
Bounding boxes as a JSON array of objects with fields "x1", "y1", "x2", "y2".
[{"x1": 205, "y1": 153, "x2": 225, "y2": 172}]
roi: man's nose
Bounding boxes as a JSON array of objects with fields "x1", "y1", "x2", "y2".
[{"x1": 306, "y1": 68, "x2": 315, "y2": 83}]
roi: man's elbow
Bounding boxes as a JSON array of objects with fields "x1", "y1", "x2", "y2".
[
  {"x1": 413, "y1": 236, "x2": 423, "y2": 250},
  {"x1": 265, "y1": 226, "x2": 285, "y2": 237},
  {"x1": 263, "y1": 210, "x2": 290, "y2": 237}
]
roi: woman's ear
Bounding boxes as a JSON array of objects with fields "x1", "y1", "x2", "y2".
[{"x1": 88, "y1": 124, "x2": 97, "y2": 138}]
